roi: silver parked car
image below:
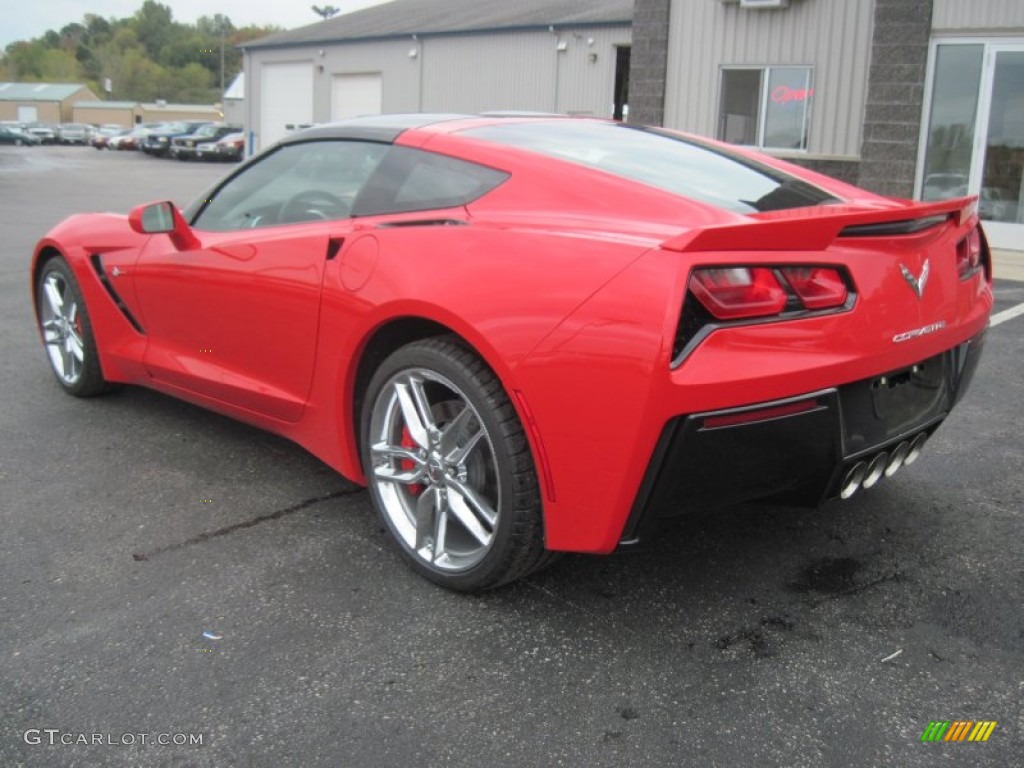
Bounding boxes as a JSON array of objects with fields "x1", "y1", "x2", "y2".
[
  {"x1": 57, "y1": 123, "x2": 92, "y2": 145},
  {"x1": 25, "y1": 123, "x2": 58, "y2": 144}
]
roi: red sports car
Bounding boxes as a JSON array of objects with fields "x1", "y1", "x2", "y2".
[{"x1": 31, "y1": 115, "x2": 992, "y2": 591}]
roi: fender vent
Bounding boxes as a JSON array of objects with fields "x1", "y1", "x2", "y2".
[{"x1": 90, "y1": 254, "x2": 145, "y2": 334}]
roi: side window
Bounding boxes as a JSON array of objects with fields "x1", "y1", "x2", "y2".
[
  {"x1": 352, "y1": 146, "x2": 509, "y2": 217},
  {"x1": 718, "y1": 66, "x2": 813, "y2": 151},
  {"x1": 192, "y1": 140, "x2": 389, "y2": 231}
]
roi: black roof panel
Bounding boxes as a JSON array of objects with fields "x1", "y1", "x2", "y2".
[{"x1": 279, "y1": 114, "x2": 471, "y2": 145}]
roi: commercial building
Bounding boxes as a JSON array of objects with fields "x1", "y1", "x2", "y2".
[
  {"x1": 71, "y1": 100, "x2": 223, "y2": 126},
  {"x1": 0, "y1": 82, "x2": 98, "y2": 123},
  {"x1": 222, "y1": 73, "x2": 245, "y2": 127},
  {"x1": 137, "y1": 102, "x2": 222, "y2": 123},
  {"x1": 631, "y1": 0, "x2": 1024, "y2": 250},
  {"x1": 240, "y1": 0, "x2": 1022, "y2": 249},
  {"x1": 72, "y1": 100, "x2": 141, "y2": 128},
  {"x1": 240, "y1": 0, "x2": 633, "y2": 149}
]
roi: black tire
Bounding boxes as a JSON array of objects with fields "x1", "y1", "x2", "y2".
[
  {"x1": 361, "y1": 336, "x2": 550, "y2": 591},
  {"x1": 35, "y1": 256, "x2": 111, "y2": 397}
]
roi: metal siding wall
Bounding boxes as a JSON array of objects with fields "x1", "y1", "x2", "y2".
[
  {"x1": 664, "y1": 0, "x2": 874, "y2": 158},
  {"x1": 421, "y1": 32, "x2": 559, "y2": 113},
  {"x1": 247, "y1": 41, "x2": 417, "y2": 147},
  {"x1": 555, "y1": 27, "x2": 633, "y2": 117},
  {"x1": 933, "y1": 0, "x2": 1024, "y2": 32},
  {"x1": 420, "y1": 27, "x2": 629, "y2": 116},
  {"x1": 247, "y1": 25, "x2": 631, "y2": 139},
  {"x1": 318, "y1": 40, "x2": 421, "y2": 117},
  {"x1": 223, "y1": 100, "x2": 244, "y2": 126}
]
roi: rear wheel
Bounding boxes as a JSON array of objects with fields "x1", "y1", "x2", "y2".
[
  {"x1": 361, "y1": 337, "x2": 548, "y2": 591},
  {"x1": 36, "y1": 257, "x2": 110, "y2": 397}
]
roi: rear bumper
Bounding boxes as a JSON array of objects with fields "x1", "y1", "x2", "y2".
[{"x1": 620, "y1": 329, "x2": 986, "y2": 545}]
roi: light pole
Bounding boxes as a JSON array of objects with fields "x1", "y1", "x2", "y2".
[{"x1": 219, "y1": 20, "x2": 226, "y2": 96}]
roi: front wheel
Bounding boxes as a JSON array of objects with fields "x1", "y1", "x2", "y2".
[
  {"x1": 35, "y1": 257, "x2": 110, "y2": 397},
  {"x1": 361, "y1": 337, "x2": 548, "y2": 591}
]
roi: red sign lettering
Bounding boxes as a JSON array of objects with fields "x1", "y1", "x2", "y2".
[{"x1": 771, "y1": 86, "x2": 814, "y2": 104}]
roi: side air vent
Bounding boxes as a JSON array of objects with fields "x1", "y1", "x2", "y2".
[
  {"x1": 90, "y1": 254, "x2": 145, "y2": 334},
  {"x1": 839, "y1": 214, "x2": 950, "y2": 238}
]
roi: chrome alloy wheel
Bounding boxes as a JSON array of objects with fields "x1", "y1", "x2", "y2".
[
  {"x1": 368, "y1": 368, "x2": 500, "y2": 572},
  {"x1": 39, "y1": 271, "x2": 85, "y2": 385}
]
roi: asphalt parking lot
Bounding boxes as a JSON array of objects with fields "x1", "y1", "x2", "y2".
[{"x1": 1, "y1": 145, "x2": 1021, "y2": 767}]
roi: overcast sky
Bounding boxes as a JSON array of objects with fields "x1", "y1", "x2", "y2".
[{"x1": 1, "y1": 0, "x2": 391, "y2": 49}]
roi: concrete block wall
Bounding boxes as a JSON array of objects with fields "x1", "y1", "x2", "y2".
[{"x1": 858, "y1": 0, "x2": 934, "y2": 198}]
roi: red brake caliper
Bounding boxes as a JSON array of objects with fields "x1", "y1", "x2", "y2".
[{"x1": 400, "y1": 427, "x2": 424, "y2": 496}]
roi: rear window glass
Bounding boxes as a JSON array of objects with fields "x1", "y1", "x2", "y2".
[{"x1": 462, "y1": 121, "x2": 839, "y2": 214}]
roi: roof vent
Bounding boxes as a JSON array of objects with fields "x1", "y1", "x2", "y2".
[{"x1": 739, "y1": 0, "x2": 790, "y2": 8}]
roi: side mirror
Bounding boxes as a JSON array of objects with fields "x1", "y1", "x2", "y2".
[{"x1": 128, "y1": 201, "x2": 200, "y2": 251}]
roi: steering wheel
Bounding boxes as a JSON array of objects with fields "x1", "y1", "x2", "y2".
[{"x1": 279, "y1": 190, "x2": 348, "y2": 223}]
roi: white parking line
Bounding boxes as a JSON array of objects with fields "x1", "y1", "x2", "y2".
[{"x1": 991, "y1": 301, "x2": 1024, "y2": 328}]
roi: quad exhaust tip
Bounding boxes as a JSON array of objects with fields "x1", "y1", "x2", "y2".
[
  {"x1": 904, "y1": 432, "x2": 928, "y2": 466},
  {"x1": 862, "y1": 451, "x2": 889, "y2": 489},
  {"x1": 840, "y1": 462, "x2": 867, "y2": 499},
  {"x1": 839, "y1": 433, "x2": 928, "y2": 499}
]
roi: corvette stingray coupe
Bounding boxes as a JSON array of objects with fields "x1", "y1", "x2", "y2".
[{"x1": 32, "y1": 114, "x2": 992, "y2": 591}]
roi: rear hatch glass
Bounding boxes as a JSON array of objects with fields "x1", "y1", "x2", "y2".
[{"x1": 462, "y1": 121, "x2": 840, "y2": 214}]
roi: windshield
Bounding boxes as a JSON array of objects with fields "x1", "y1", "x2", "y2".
[{"x1": 463, "y1": 121, "x2": 840, "y2": 214}]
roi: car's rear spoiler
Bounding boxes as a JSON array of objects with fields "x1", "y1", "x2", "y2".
[{"x1": 662, "y1": 196, "x2": 977, "y2": 253}]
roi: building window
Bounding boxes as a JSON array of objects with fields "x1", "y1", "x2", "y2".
[{"x1": 718, "y1": 67, "x2": 813, "y2": 150}]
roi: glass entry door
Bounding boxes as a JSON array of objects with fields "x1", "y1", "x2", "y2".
[
  {"x1": 977, "y1": 47, "x2": 1024, "y2": 248},
  {"x1": 920, "y1": 41, "x2": 1024, "y2": 250}
]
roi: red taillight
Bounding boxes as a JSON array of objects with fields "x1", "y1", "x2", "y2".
[
  {"x1": 956, "y1": 227, "x2": 982, "y2": 278},
  {"x1": 690, "y1": 267, "x2": 787, "y2": 320},
  {"x1": 779, "y1": 267, "x2": 848, "y2": 309}
]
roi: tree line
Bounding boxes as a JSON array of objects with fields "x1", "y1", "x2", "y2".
[{"x1": 0, "y1": 1, "x2": 282, "y2": 104}]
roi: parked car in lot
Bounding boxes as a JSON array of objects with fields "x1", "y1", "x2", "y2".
[
  {"x1": 922, "y1": 172, "x2": 968, "y2": 200},
  {"x1": 979, "y1": 187, "x2": 1013, "y2": 222},
  {"x1": 141, "y1": 121, "x2": 212, "y2": 157},
  {"x1": 108, "y1": 123, "x2": 165, "y2": 151},
  {"x1": 170, "y1": 122, "x2": 242, "y2": 160},
  {"x1": 25, "y1": 122, "x2": 58, "y2": 144},
  {"x1": 107, "y1": 131, "x2": 139, "y2": 151},
  {"x1": 196, "y1": 131, "x2": 245, "y2": 161},
  {"x1": 29, "y1": 114, "x2": 993, "y2": 591},
  {"x1": 0, "y1": 125, "x2": 41, "y2": 145},
  {"x1": 57, "y1": 123, "x2": 92, "y2": 145},
  {"x1": 90, "y1": 124, "x2": 128, "y2": 149}
]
